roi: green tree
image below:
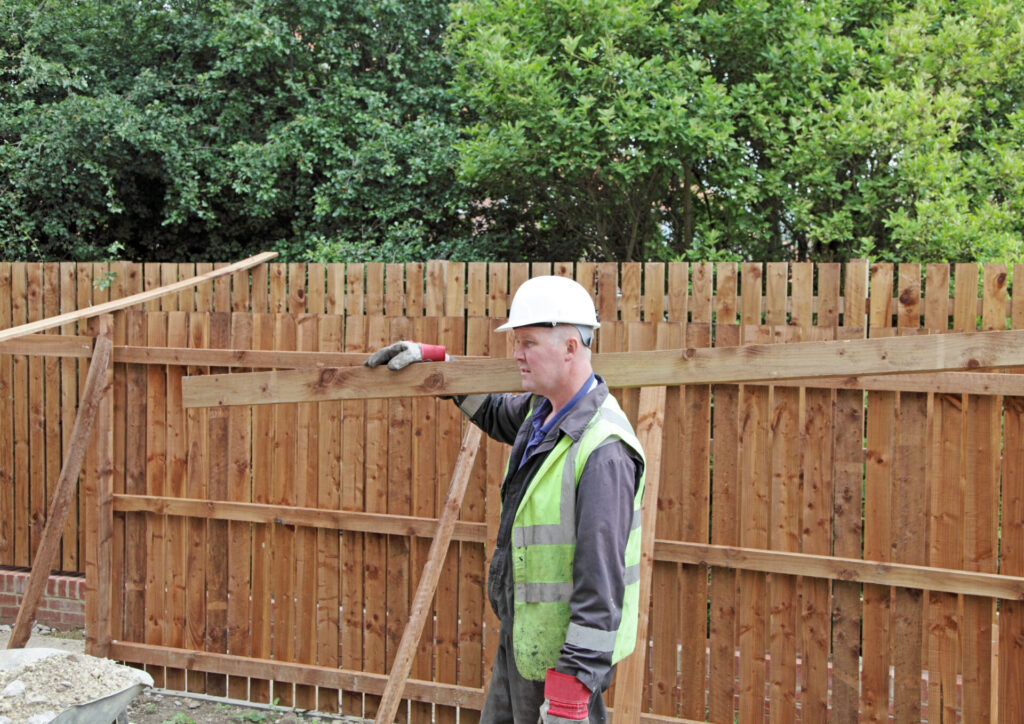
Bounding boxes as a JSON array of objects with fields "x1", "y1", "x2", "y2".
[
  {"x1": 449, "y1": 0, "x2": 738, "y2": 261},
  {"x1": 0, "y1": 0, "x2": 471, "y2": 262},
  {"x1": 449, "y1": 0, "x2": 1024, "y2": 263}
]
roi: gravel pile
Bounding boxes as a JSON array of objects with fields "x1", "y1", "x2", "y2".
[{"x1": 0, "y1": 651, "x2": 149, "y2": 723}]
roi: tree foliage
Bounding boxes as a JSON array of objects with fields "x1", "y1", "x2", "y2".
[
  {"x1": 1, "y1": 1, "x2": 1021, "y2": 263},
  {"x1": 450, "y1": 0, "x2": 1024, "y2": 262},
  {"x1": 0, "y1": 0, "x2": 471, "y2": 261}
]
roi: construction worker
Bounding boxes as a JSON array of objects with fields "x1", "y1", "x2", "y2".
[{"x1": 365, "y1": 275, "x2": 645, "y2": 724}]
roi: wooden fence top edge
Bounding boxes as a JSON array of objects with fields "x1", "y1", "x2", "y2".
[{"x1": 0, "y1": 251, "x2": 276, "y2": 345}]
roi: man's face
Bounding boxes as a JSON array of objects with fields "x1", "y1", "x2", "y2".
[{"x1": 512, "y1": 326, "x2": 568, "y2": 397}]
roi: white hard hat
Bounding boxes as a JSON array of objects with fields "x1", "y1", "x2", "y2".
[{"x1": 496, "y1": 276, "x2": 600, "y2": 332}]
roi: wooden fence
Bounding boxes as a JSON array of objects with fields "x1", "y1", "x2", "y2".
[{"x1": 1, "y1": 259, "x2": 1023, "y2": 722}]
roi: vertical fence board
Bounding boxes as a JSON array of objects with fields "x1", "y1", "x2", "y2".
[
  {"x1": 12, "y1": 264, "x2": 28, "y2": 567},
  {"x1": 467, "y1": 263, "x2": 487, "y2": 318},
  {"x1": 930, "y1": 262, "x2": 963, "y2": 723},
  {"x1": 799, "y1": 262, "x2": 831, "y2": 724},
  {"x1": 385, "y1": 264, "x2": 404, "y2": 318},
  {"x1": 42, "y1": 265, "x2": 61, "y2": 572},
  {"x1": 164, "y1": 311, "x2": 189, "y2": 692},
  {"x1": 203, "y1": 312, "x2": 230, "y2": 698},
  {"x1": 681, "y1": 274, "x2": 711, "y2": 720},
  {"x1": 268, "y1": 264, "x2": 286, "y2": 314},
  {"x1": 123, "y1": 310, "x2": 147, "y2": 646},
  {"x1": 174, "y1": 263, "x2": 192, "y2": 312},
  {"x1": 406, "y1": 263, "x2": 424, "y2": 317},
  {"x1": 892, "y1": 264, "x2": 926, "y2": 722},
  {"x1": 26, "y1": 264, "x2": 44, "y2": 562},
  {"x1": 831, "y1": 259, "x2": 866, "y2": 722},
  {"x1": 709, "y1": 261, "x2": 739, "y2": 723},
  {"x1": 385, "y1": 315, "x2": 412, "y2": 724},
  {"x1": 459, "y1": 317, "x2": 489, "y2": 724},
  {"x1": 485, "y1": 318, "x2": 511, "y2": 694},
  {"x1": 270, "y1": 313, "x2": 297, "y2": 706},
  {"x1": 643, "y1": 262, "x2": 664, "y2": 323},
  {"x1": 765, "y1": 263, "x2": 799, "y2": 723},
  {"x1": 435, "y1": 316, "x2": 465, "y2": 724},
  {"x1": 597, "y1": 263, "x2": 618, "y2": 323},
  {"x1": 249, "y1": 313, "x2": 274, "y2": 703},
  {"x1": 410, "y1": 316, "x2": 439, "y2": 724},
  {"x1": 0, "y1": 263, "x2": 10, "y2": 567},
  {"x1": 144, "y1": 312, "x2": 168, "y2": 688},
  {"x1": 317, "y1": 315, "x2": 343, "y2": 714},
  {"x1": 999, "y1": 264, "x2": 1024, "y2": 723},
  {"x1": 341, "y1": 314, "x2": 367, "y2": 718},
  {"x1": 226, "y1": 313, "x2": 253, "y2": 701},
  {"x1": 960, "y1": 265, "x2": 1004, "y2": 721},
  {"x1": 346, "y1": 264, "x2": 365, "y2": 318},
  {"x1": 288, "y1": 263, "x2": 307, "y2": 314},
  {"x1": 426, "y1": 262, "x2": 444, "y2": 318},
  {"x1": 666, "y1": 263, "x2": 687, "y2": 323},
  {"x1": 863, "y1": 264, "x2": 895, "y2": 722},
  {"x1": 326, "y1": 265, "x2": 344, "y2": 316},
  {"x1": 444, "y1": 262, "x2": 465, "y2": 318},
  {"x1": 955, "y1": 265, "x2": 985, "y2": 723},
  {"x1": 57, "y1": 262, "x2": 78, "y2": 570},
  {"x1": 651, "y1": 320, "x2": 683, "y2": 718},
  {"x1": 489, "y1": 264, "x2": 509, "y2": 319},
  {"x1": 251, "y1": 263, "x2": 269, "y2": 315},
  {"x1": 362, "y1": 315, "x2": 389, "y2": 719},
  {"x1": 185, "y1": 312, "x2": 208, "y2": 694},
  {"x1": 293, "y1": 313, "x2": 319, "y2": 710},
  {"x1": 621, "y1": 263, "x2": 641, "y2": 322},
  {"x1": 737, "y1": 297, "x2": 770, "y2": 722},
  {"x1": 108, "y1": 264, "x2": 128, "y2": 641}
]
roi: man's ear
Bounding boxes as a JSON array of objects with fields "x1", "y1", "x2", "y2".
[{"x1": 564, "y1": 334, "x2": 579, "y2": 358}]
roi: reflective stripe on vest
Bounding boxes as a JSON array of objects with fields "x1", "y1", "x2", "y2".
[{"x1": 509, "y1": 393, "x2": 645, "y2": 680}]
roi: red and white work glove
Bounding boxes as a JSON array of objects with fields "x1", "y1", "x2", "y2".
[
  {"x1": 364, "y1": 340, "x2": 446, "y2": 370},
  {"x1": 539, "y1": 669, "x2": 591, "y2": 724}
]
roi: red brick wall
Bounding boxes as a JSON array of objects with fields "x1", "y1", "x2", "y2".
[{"x1": 0, "y1": 569, "x2": 86, "y2": 629}]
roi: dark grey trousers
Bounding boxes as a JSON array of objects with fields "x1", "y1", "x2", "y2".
[{"x1": 480, "y1": 624, "x2": 613, "y2": 724}]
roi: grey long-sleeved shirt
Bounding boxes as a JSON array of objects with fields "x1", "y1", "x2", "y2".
[{"x1": 457, "y1": 377, "x2": 644, "y2": 693}]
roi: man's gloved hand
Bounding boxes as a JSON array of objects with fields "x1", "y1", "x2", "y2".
[
  {"x1": 364, "y1": 341, "x2": 446, "y2": 371},
  {"x1": 538, "y1": 669, "x2": 590, "y2": 724}
]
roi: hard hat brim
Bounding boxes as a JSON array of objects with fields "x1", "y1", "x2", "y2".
[{"x1": 495, "y1": 319, "x2": 599, "y2": 332}]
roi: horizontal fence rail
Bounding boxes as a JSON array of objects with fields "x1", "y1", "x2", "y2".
[{"x1": 1, "y1": 260, "x2": 1023, "y2": 723}]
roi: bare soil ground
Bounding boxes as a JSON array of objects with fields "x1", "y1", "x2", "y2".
[{"x1": 125, "y1": 688, "x2": 337, "y2": 724}]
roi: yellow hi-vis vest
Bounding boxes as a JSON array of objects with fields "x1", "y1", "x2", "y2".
[{"x1": 509, "y1": 394, "x2": 646, "y2": 681}]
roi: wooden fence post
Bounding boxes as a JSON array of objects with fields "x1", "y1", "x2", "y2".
[{"x1": 84, "y1": 314, "x2": 115, "y2": 657}]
